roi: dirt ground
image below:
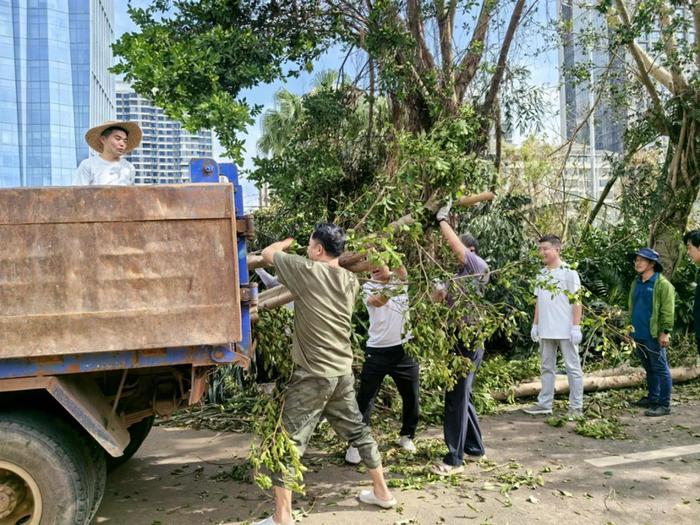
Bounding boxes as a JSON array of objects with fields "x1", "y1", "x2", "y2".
[{"x1": 95, "y1": 397, "x2": 700, "y2": 525}]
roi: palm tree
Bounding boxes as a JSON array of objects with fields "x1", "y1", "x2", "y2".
[{"x1": 256, "y1": 89, "x2": 303, "y2": 157}]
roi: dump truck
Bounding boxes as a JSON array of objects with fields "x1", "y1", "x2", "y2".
[{"x1": 0, "y1": 160, "x2": 255, "y2": 525}]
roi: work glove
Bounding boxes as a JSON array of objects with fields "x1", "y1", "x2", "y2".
[
  {"x1": 530, "y1": 324, "x2": 539, "y2": 343},
  {"x1": 436, "y1": 198, "x2": 453, "y2": 222},
  {"x1": 571, "y1": 325, "x2": 583, "y2": 345}
]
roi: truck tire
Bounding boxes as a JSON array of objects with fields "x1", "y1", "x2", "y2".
[
  {"x1": 0, "y1": 411, "x2": 94, "y2": 525},
  {"x1": 78, "y1": 434, "x2": 107, "y2": 523},
  {"x1": 106, "y1": 415, "x2": 155, "y2": 471}
]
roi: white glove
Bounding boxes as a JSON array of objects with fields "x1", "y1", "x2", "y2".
[
  {"x1": 436, "y1": 198, "x2": 453, "y2": 221},
  {"x1": 530, "y1": 324, "x2": 539, "y2": 343},
  {"x1": 571, "y1": 325, "x2": 582, "y2": 345}
]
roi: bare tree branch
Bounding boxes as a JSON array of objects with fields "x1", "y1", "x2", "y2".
[
  {"x1": 435, "y1": 0, "x2": 456, "y2": 89},
  {"x1": 612, "y1": 0, "x2": 672, "y2": 103},
  {"x1": 455, "y1": 0, "x2": 496, "y2": 100},
  {"x1": 481, "y1": 0, "x2": 528, "y2": 116},
  {"x1": 657, "y1": 7, "x2": 689, "y2": 93},
  {"x1": 406, "y1": 0, "x2": 437, "y2": 72},
  {"x1": 694, "y1": 0, "x2": 700, "y2": 70}
]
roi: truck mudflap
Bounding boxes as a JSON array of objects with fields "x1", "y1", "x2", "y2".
[{"x1": 0, "y1": 375, "x2": 129, "y2": 457}]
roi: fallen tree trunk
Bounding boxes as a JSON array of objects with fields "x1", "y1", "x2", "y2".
[
  {"x1": 492, "y1": 365, "x2": 700, "y2": 401},
  {"x1": 257, "y1": 285, "x2": 294, "y2": 311}
]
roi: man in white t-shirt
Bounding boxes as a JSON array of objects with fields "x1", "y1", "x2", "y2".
[
  {"x1": 74, "y1": 120, "x2": 142, "y2": 185},
  {"x1": 524, "y1": 234, "x2": 584, "y2": 417},
  {"x1": 345, "y1": 264, "x2": 420, "y2": 464}
]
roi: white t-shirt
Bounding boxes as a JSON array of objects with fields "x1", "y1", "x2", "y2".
[
  {"x1": 74, "y1": 156, "x2": 135, "y2": 186},
  {"x1": 534, "y1": 262, "x2": 581, "y2": 339},
  {"x1": 363, "y1": 281, "x2": 412, "y2": 348}
]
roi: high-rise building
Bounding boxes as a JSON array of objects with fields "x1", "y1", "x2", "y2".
[
  {"x1": 0, "y1": 0, "x2": 115, "y2": 187},
  {"x1": 116, "y1": 82, "x2": 213, "y2": 184},
  {"x1": 558, "y1": 0, "x2": 626, "y2": 155}
]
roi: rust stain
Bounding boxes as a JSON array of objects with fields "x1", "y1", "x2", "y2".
[{"x1": 0, "y1": 185, "x2": 241, "y2": 359}]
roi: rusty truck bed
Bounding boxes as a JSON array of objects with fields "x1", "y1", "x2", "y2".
[{"x1": 0, "y1": 184, "x2": 241, "y2": 359}]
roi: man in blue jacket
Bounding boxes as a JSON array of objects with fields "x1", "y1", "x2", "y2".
[{"x1": 629, "y1": 248, "x2": 675, "y2": 417}]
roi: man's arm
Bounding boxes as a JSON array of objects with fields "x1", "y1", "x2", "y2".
[
  {"x1": 261, "y1": 237, "x2": 294, "y2": 265},
  {"x1": 572, "y1": 303, "x2": 582, "y2": 325},
  {"x1": 366, "y1": 266, "x2": 407, "y2": 307},
  {"x1": 439, "y1": 221, "x2": 468, "y2": 266},
  {"x1": 658, "y1": 281, "x2": 675, "y2": 347}
]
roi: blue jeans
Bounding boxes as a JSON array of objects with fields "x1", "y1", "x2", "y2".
[{"x1": 634, "y1": 338, "x2": 672, "y2": 408}]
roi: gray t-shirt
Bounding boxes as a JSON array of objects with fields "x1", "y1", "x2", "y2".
[
  {"x1": 74, "y1": 156, "x2": 135, "y2": 185},
  {"x1": 273, "y1": 252, "x2": 359, "y2": 377}
]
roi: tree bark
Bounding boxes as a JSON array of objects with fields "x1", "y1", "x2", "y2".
[
  {"x1": 492, "y1": 364, "x2": 700, "y2": 401},
  {"x1": 650, "y1": 109, "x2": 700, "y2": 275}
]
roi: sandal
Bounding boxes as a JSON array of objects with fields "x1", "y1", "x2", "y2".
[{"x1": 358, "y1": 489, "x2": 397, "y2": 509}]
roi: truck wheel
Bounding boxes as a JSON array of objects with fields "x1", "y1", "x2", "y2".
[
  {"x1": 78, "y1": 434, "x2": 107, "y2": 523},
  {"x1": 0, "y1": 411, "x2": 93, "y2": 525},
  {"x1": 106, "y1": 415, "x2": 155, "y2": 471}
]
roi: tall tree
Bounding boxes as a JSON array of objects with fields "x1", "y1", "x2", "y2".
[
  {"x1": 113, "y1": 1, "x2": 530, "y2": 167},
  {"x1": 257, "y1": 89, "x2": 303, "y2": 157},
  {"x1": 600, "y1": 0, "x2": 700, "y2": 273}
]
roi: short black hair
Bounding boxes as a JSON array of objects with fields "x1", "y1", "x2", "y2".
[
  {"x1": 101, "y1": 126, "x2": 129, "y2": 139},
  {"x1": 538, "y1": 234, "x2": 562, "y2": 248},
  {"x1": 683, "y1": 229, "x2": 700, "y2": 248},
  {"x1": 311, "y1": 223, "x2": 346, "y2": 258},
  {"x1": 459, "y1": 234, "x2": 480, "y2": 255}
]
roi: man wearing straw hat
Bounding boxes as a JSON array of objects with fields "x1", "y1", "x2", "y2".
[{"x1": 74, "y1": 120, "x2": 142, "y2": 185}]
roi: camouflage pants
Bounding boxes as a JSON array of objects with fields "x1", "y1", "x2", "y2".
[{"x1": 276, "y1": 368, "x2": 381, "y2": 485}]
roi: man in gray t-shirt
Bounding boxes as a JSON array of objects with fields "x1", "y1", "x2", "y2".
[
  {"x1": 255, "y1": 223, "x2": 395, "y2": 525},
  {"x1": 74, "y1": 120, "x2": 141, "y2": 185}
]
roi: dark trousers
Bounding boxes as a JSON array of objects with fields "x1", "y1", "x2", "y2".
[
  {"x1": 443, "y1": 345, "x2": 485, "y2": 466},
  {"x1": 634, "y1": 338, "x2": 672, "y2": 408},
  {"x1": 356, "y1": 344, "x2": 420, "y2": 438}
]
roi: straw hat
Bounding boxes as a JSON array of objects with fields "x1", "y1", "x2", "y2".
[{"x1": 85, "y1": 120, "x2": 142, "y2": 153}]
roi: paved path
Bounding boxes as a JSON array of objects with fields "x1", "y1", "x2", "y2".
[{"x1": 96, "y1": 399, "x2": 700, "y2": 524}]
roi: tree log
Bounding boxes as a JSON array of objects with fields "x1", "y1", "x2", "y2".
[
  {"x1": 492, "y1": 365, "x2": 700, "y2": 401},
  {"x1": 457, "y1": 191, "x2": 495, "y2": 208},
  {"x1": 257, "y1": 286, "x2": 294, "y2": 310},
  {"x1": 247, "y1": 254, "x2": 267, "y2": 270}
]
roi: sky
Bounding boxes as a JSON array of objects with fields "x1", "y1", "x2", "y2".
[{"x1": 115, "y1": 1, "x2": 564, "y2": 208}]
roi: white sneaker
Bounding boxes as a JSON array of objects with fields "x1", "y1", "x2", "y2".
[
  {"x1": 566, "y1": 408, "x2": 583, "y2": 420},
  {"x1": 397, "y1": 435, "x2": 417, "y2": 453},
  {"x1": 345, "y1": 445, "x2": 361, "y2": 465},
  {"x1": 522, "y1": 404, "x2": 552, "y2": 415}
]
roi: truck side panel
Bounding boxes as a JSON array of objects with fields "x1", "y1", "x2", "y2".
[{"x1": 0, "y1": 184, "x2": 241, "y2": 359}]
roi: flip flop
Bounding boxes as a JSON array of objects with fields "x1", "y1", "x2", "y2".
[
  {"x1": 253, "y1": 516, "x2": 292, "y2": 525},
  {"x1": 358, "y1": 489, "x2": 397, "y2": 509}
]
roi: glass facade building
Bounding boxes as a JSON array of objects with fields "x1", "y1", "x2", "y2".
[
  {"x1": 558, "y1": 0, "x2": 626, "y2": 155},
  {"x1": 116, "y1": 82, "x2": 213, "y2": 184},
  {"x1": 0, "y1": 0, "x2": 115, "y2": 187}
]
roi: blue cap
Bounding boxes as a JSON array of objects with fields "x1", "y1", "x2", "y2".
[{"x1": 634, "y1": 247, "x2": 663, "y2": 271}]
